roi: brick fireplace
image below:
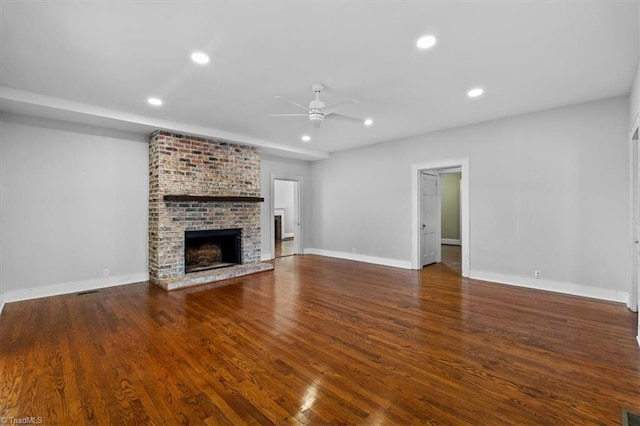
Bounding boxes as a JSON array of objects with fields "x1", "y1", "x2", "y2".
[{"x1": 148, "y1": 131, "x2": 273, "y2": 290}]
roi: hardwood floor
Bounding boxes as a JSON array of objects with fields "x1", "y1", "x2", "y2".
[
  {"x1": 1, "y1": 255, "x2": 638, "y2": 424},
  {"x1": 275, "y1": 238, "x2": 295, "y2": 258},
  {"x1": 439, "y1": 244, "x2": 461, "y2": 274}
]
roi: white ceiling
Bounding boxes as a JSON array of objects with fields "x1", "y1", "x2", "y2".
[{"x1": 1, "y1": 1, "x2": 638, "y2": 161}]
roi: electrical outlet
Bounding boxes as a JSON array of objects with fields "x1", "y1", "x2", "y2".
[
  {"x1": 102, "y1": 269, "x2": 109, "y2": 278},
  {"x1": 534, "y1": 270, "x2": 541, "y2": 279}
]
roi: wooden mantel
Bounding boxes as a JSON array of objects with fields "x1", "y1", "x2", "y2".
[{"x1": 163, "y1": 195, "x2": 264, "y2": 203}]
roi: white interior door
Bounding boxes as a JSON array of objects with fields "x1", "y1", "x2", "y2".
[
  {"x1": 630, "y1": 119, "x2": 640, "y2": 314},
  {"x1": 421, "y1": 172, "x2": 438, "y2": 267},
  {"x1": 629, "y1": 115, "x2": 639, "y2": 346},
  {"x1": 627, "y1": 122, "x2": 640, "y2": 346},
  {"x1": 633, "y1": 141, "x2": 639, "y2": 312},
  {"x1": 633, "y1": 127, "x2": 639, "y2": 312}
]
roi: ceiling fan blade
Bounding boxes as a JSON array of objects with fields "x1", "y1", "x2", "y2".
[
  {"x1": 266, "y1": 113, "x2": 308, "y2": 117},
  {"x1": 325, "y1": 112, "x2": 365, "y2": 124},
  {"x1": 321, "y1": 99, "x2": 358, "y2": 115},
  {"x1": 274, "y1": 96, "x2": 309, "y2": 111}
]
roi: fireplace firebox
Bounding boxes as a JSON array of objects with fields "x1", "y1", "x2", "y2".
[{"x1": 185, "y1": 229, "x2": 242, "y2": 273}]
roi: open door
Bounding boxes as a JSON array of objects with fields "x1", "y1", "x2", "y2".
[
  {"x1": 421, "y1": 172, "x2": 439, "y2": 267},
  {"x1": 629, "y1": 113, "x2": 639, "y2": 347},
  {"x1": 632, "y1": 124, "x2": 639, "y2": 313}
]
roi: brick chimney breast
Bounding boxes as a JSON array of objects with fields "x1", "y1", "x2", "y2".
[{"x1": 148, "y1": 131, "x2": 272, "y2": 290}]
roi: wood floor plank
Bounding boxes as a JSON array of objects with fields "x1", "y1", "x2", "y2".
[{"x1": 1, "y1": 252, "x2": 638, "y2": 424}]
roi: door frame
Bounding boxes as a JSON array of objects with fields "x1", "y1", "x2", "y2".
[
  {"x1": 411, "y1": 158, "x2": 469, "y2": 276},
  {"x1": 270, "y1": 174, "x2": 303, "y2": 258},
  {"x1": 630, "y1": 110, "x2": 640, "y2": 347}
]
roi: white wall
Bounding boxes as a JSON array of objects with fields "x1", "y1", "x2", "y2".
[
  {"x1": 0, "y1": 96, "x2": 631, "y2": 311},
  {"x1": 308, "y1": 96, "x2": 630, "y2": 302},
  {"x1": 0, "y1": 114, "x2": 149, "y2": 304},
  {"x1": 274, "y1": 180, "x2": 295, "y2": 236},
  {"x1": 260, "y1": 155, "x2": 311, "y2": 259},
  {"x1": 0, "y1": 115, "x2": 311, "y2": 306}
]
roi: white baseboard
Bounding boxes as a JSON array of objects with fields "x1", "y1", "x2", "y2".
[
  {"x1": 304, "y1": 248, "x2": 412, "y2": 269},
  {"x1": 637, "y1": 335, "x2": 640, "y2": 348},
  {"x1": 283, "y1": 233, "x2": 295, "y2": 239},
  {"x1": 0, "y1": 292, "x2": 5, "y2": 316},
  {"x1": 3, "y1": 273, "x2": 149, "y2": 304},
  {"x1": 470, "y1": 270, "x2": 628, "y2": 303},
  {"x1": 441, "y1": 238, "x2": 461, "y2": 246},
  {"x1": 261, "y1": 252, "x2": 272, "y2": 261}
]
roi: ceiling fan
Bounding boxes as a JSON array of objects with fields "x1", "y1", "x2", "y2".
[{"x1": 268, "y1": 83, "x2": 368, "y2": 128}]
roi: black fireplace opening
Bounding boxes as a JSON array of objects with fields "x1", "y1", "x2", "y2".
[{"x1": 184, "y1": 228, "x2": 242, "y2": 273}]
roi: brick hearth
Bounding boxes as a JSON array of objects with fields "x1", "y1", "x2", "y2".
[{"x1": 148, "y1": 131, "x2": 273, "y2": 290}]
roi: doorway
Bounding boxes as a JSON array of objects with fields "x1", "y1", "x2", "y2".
[
  {"x1": 418, "y1": 168, "x2": 461, "y2": 270},
  {"x1": 271, "y1": 176, "x2": 302, "y2": 258},
  {"x1": 412, "y1": 158, "x2": 469, "y2": 277},
  {"x1": 439, "y1": 169, "x2": 462, "y2": 272}
]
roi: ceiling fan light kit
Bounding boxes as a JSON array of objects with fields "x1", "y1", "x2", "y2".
[{"x1": 309, "y1": 111, "x2": 324, "y2": 127}]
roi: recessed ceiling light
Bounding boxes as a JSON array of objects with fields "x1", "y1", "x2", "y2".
[
  {"x1": 301, "y1": 135, "x2": 311, "y2": 142},
  {"x1": 147, "y1": 97, "x2": 163, "y2": 106},
  {"x1": 191, "y1": 52, "x2": 210, "y2": 65},
  {"x1": 467, "y1": 87, "x2": 484, "y2": 98},
  {"x1": 416, "y1": 35, "x2": 437, "y2": 50},
  {"x1": 364, "y1": 118, "x2": 374, "y2": 127}
]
